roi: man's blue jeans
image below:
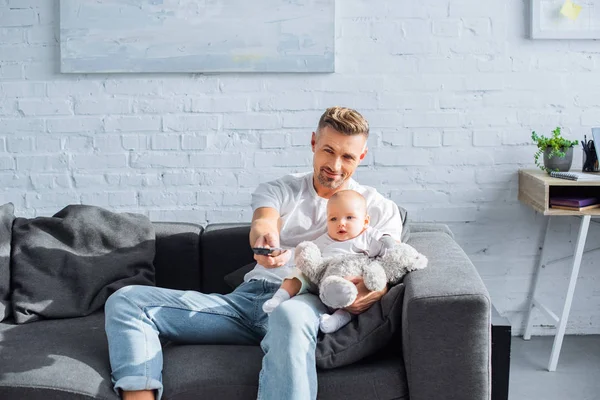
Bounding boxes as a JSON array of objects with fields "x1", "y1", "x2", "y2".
[{"x1": 104, "y1": 280, "x2": 327, "y2": 400}]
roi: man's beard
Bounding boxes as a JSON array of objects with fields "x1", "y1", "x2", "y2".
[{"x1": 317, "y1": 169, "x2": 345, "y2": 189}]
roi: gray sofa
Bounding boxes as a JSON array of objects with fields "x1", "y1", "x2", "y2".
[{"x1": 0, "y1": 221, "x2": 492, "y2": 400}]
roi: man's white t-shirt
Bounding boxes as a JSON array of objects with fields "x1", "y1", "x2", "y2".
[{"x1": 244, "y1": 172, "x2": 403, "y2": 284}]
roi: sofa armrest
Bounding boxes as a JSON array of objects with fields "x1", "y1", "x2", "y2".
[
  {"x1": 409, "y1": 222, "x2": 454, "y2": 238},
  {"x1": 402, "y1": 231, "x2": 491, "y2": 400}
]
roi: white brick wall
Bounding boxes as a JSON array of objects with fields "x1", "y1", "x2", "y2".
[{"x1": 0, "y1": 0, "x2": 599, "y2": 335}]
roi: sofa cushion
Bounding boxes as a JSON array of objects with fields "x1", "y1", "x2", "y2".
[
  {"x1": 162, "y1": 344, "x2": 408, "y2": 400},
  {"x1": 0, "y1": 312, "x2": 119, "y2": 400},
  {"x1": 0, "y1": 203, "x2": 15, "y2": 322},
  {"x1": 10, "y1": 205, "x2": 156, "y2": 324},
  {"x1": 315, "y1": 283, "x2": 405, "y2": 369},
  {"x1": 0, "y1": 314, "x2": 407, "y2": 400}
]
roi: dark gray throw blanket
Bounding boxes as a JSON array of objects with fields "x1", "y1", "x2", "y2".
[{"x1": 10, "y1": 205, "x2": 156, "y2": 324}]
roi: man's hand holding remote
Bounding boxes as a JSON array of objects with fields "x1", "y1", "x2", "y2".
[{"x1": 253, "y1": 232, "x2": 290, "y2": 268}]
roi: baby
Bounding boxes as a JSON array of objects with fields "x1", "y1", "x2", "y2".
[{"x1": 262, "y1": 189, "x2": 396, "y2": 333}]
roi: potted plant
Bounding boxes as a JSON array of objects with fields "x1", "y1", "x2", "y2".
[{"x1": 531, "y1": 127, "x2": 578, "y2": 173}]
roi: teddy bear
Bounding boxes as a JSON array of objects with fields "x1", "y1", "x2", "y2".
[{"x1": 294, "y1": 238, "x2": 428, "y2": 332}]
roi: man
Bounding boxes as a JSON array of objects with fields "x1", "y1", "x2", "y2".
[{"x1": 104, "y1": 106, "x2": 403, "y2": 400}]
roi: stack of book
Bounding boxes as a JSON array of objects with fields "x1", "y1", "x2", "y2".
[{"x1": 549, "y1": 196, "x2": 600, "y2": 211}]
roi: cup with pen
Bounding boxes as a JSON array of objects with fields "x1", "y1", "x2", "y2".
[{"x1": 582, "y1": 128, "x2": 600, "y2": 172}]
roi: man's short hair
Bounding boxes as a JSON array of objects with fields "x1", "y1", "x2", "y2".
[{"x1": 317, "y1": 106, "x2": 369, "y2": 138}]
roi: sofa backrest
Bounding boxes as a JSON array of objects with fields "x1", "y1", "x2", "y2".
[
  {"x1": 153, "y1": 222, "x2": 203, "y2": 291},
  {"x1": 200, "y1": 223, "x2": 254, "y2": 294}
]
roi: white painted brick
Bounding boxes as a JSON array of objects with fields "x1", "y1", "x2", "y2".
[
  {"x1": 151, "y1": 134, "x2": 180, "y2": 150},
  {"x1": 139, "y1": 191, "x2": 196, "y2": 207},
  {"x1": 122, "y1": 135, "x2": 149, "y2": 151},
  {"x1": 449, "y1": 2, "x2": 506, "y2": 18},
  {"x1": 192, "y1": 97, "x2": 248, "y2": 113},
  {"x1": 432, "y1": 20, "x2": 461, "y2": 37},
  {"x1": 366, "y1": 112, "x2": 404, "y2": 128},
  {"x1": 581, "y1": 111, "x2": 600, "y2": 126},
  {"x1": 381, "y1": 130, "x2": 412, "y2": 147},
  {"x1": 7, "y1": 137, "x2": 34, "y2": 152},
  {"x1": 575, "y1": 93, "x2": 600, "y2": 108},
  {"x1": 462, "y1": 18, "x2": 492, "y2": 36},
  {"x1": 73, "y1": 174, "x2": 107, "y2": 189},
  {"x1": 254, "y1": 151, "x2": 312, "y2": 167},
  {"x1": 105, "y1": 80, "x2": 161, "y2": 96},
  {"x1": 473, "y1": 130, "x2": 502, "y2": 146},
  {"x1": 0, "y1": 137, "x2": 5, "y2": 151},
  {"x1": 164, "y1": 115, "x2": 218, "y2": 132},
  {"x1": 401, "y1": 19, "x2": 432, "y2": 38},
  {"x1": 35, "y1": 136, "x2": 62, "y2": 152},
  {"x1": 81, "y1": 191, "x2": 137, "y2": 207},
  {"x1": 182, "y1": 134, "x2": 208, "y2": 150},
  {"x1": 0, "y1": 8, "x2": 37, "y2": 26},
  {"x1": 260, "y1": 133, "x2": 287, "y2": 149},
  {"x1": 75, "y1": 98, "x2": 130, "y2": 115},
  {"x1": 132, "y1": 98, "x2": 185, "y2": 114},
  {"x1": 47, "y1": 81, "x2": 103, "y2": 97},
  {"x1": 2, "y1": 117, "x2": 44, "y2": 133},
  {"x1": 131, "y1": 153, "x2": 190, "y2": 169},
  {"x1": 315, "y1": 93, "x2": 378, "y2": 111},
  {"x1": 47, "y1": 117, "x2": 103, "y2": 133},
  {"x1": 0, "y1": 62, "x2": 21, "y2": 79},
  {"x1": 0, "y1": 81, "x2": 45, "y2": 97},
  {"x1": 93, "y1": 136, "x2": 124, "y2": 152},
  {"x1": 25, "y1": 26, "x2": 57, "y2": 45},
  {"x1": 464, "y1": 112, "x2": 518, "y2": 128},
  {"x1": 221, "y1": 191, "x2": 252, "y2": 206},
  {"x1": 0, "y1": 27, "x2": 25, "y2": 44},
  {"x1": 161, "y1": 77, "x2": 219, "y2": 96},
  {"x1": 378, "y1": 93, "x2": 435, "y2": 110},
  {"x1": 404, "y1": 113, "x2": 460, "y2": 128},
  {"x1": 105, "y1": 116, "x2": 161, "y2": 132},
  {"x1": 252, "y1": 93, "x2": 314, "y2": 112},
  {"x1": 391, "y1": 189, "x2": 449, "y2": 204},
  {"x1": 0, "y1": 99, "x2": 17, "y2": 115},
  {"x1": 16, "y1": 154, "x2": 67, "y2": 171},
  {"x1": 0, "y1": 173, "x2": 29, "y2": 188},
  {"x1": 435, "y1": 148, "x2": 494, "y2": 166},
  {"x1": 196, "y1": 192, "x2": 223, "y2": 206},
  {"x1": 197, "y1": 170, "x2": 238, "y2": 187},
  {"x1": 414, "y1": 167, "x2": 477, "y2": 184},
  {"x1": 374, "y1": 149, "x2": 432, "y2": 166},
  {"x1": 106, "y1": 173, "x2": 162, "y2": 188},
  {"x1": 190, "y1": 153, "x2": 244, "y2": 169},
  {"x1": 18, "y1": 99, "x2": 71, "y2": 116},
  {"x1": 30, "y1": 173, "x2": 71, "y2": 190},
  {"x1": 148, "y1": 209, "x2": 206, "y2": 224},
  {"x1": 72, "y1": 154, "x2": 127, "y2": 169},
  {"x1": 462, "y1": 74, "x2": 505, "y2": 91},
  {"x1": 162, "y1": 171, "x2": 197, "y2": 186},
  {"x1": 443, "y1": 129, "x2": 472, "y2": 147},
  {"x1": 219, "y1": 77, "x2": 264, "y2": 93},
  {"x1": 390, "y1": 41, "x2": 437, "y2": 56},
  {"x1": 225, "y1": 113, "x2": 280, "y2": 130},
  {"x1": 26, "y1": 192, "x2": 80, "y2": 208},
  {"x1": 413, "y1": 130, "x2": 442, "y2": 147},
  {"x1": 206, "y1": 209, "x2": 252, "y2": 224},
  {"x1": 0, "y1": 155, "x2": 14, "y2": 170},
  {"x1": 449, "y1": 187, "x2": 512, "y2": 203},
  {"x1": 439, "y1": 93, "x2": 483, "y2": 110}
]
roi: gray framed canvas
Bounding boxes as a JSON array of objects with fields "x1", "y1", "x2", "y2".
[
  {"x1": 531, "y1": 0, "x2": 600, "y2": 38},
  {"x1": 60, "y1": 0, "x2": 335, "y2": 73}
]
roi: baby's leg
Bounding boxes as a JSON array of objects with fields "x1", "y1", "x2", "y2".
[
  {"x1": 319, "y1": 309, "x2": 352, "y2": 333},
  {"x1": 262, "y1": 278, "x2": 302, "y2": 314}
]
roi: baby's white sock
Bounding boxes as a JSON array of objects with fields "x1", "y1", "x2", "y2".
[
  {"x1": 262, "y1": 289, "x2": 291, "y2": 314},
  {"x1": 319, "y1": 309, "x2": 352, "y2": 333}
]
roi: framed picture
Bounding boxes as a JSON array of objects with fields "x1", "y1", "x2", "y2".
[
  {"x1": 59, "y1": 0, "x2": 335, "y2": 73},
  {"x1": 531, "y1": 0, "x2": 600, "y2": 38}
]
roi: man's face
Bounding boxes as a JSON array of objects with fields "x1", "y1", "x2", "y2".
[{"x1": 311, "y1": 126, "x2": 367, "y2": 193}]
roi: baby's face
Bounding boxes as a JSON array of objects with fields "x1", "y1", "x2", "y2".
[{"x1": 326, "y1": 197, "x2": 369, "y2": 241}]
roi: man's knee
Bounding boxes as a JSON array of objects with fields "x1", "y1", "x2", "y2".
[
  {"x1": 269, "y1": 299, "x2": 319, "y2": 332},
  {"x1": 105, "y1": 285, "x2": 146, "y2": 316}
]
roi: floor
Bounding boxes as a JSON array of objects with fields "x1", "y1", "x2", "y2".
[{"x1": 509, "y1": 335, "x2": 600, "y2": 400}]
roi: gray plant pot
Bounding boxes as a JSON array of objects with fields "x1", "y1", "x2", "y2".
[{"x1": 543, "y1": 146, "x2": 573, "y2": 172}]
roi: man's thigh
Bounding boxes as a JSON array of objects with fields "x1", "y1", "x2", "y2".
[{"x1": 116, "y1": 281, "x2": 271, "y2": 345}]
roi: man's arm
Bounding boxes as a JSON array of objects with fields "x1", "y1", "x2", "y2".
[{"x1": 250, "y1": 207, "x2": 290, "y2": 268}]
